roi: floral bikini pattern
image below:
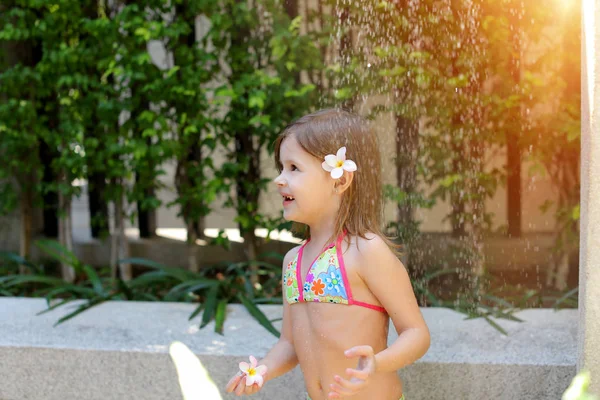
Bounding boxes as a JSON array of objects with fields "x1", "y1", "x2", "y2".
[{"x1": 285, "y1": 246, "x2": 349, "y2": 305}]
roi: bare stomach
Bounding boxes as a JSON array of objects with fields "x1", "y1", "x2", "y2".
[{"x1": 291, "y1": 303, "x2": 403, "y2": 400}]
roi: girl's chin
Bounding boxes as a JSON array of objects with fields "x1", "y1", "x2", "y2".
[{"x1": 282, "y1": 211, "x2": 305, "y2": 224}]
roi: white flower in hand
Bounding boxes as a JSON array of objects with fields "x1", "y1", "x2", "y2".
[
  {"x1": 322, "y1": 146, "x2": 357, "y2": 179},
  {"x1": 239, "y1": 355, "x2": 267, "y2": 387}
]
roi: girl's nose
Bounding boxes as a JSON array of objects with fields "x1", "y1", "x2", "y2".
[{"x1": 274, "y1": 174, "x2": 286, "y2": 186}]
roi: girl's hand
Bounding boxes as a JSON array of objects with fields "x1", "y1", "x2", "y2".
[
  {"x1": 225, "y1": 356, "x2": 267, "y2": 396},
  {"x1": 328, "y1": 345, "x2": 377, "y2": 399}
]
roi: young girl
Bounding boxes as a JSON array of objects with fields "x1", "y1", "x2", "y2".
[{"x1": 225, "y1": 109, "x2": 430, "y2": 400}]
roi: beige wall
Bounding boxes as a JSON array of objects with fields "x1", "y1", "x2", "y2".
[{"x1": 154, "y1": 111, "x2": 559, "y2": 234}]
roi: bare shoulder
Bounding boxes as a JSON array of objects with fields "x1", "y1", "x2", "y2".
[
  {"x1": 347, "y1": 233, "x2": 404, "y2": 275},
  {"x1": 350, "y1": 232, "x2": 395, "y2": 259},
  {"x1": 354, "y1": 232, "x2": 388, "y2": 252},
  {"x1": 282, "y1": 245, "x2": 301, "y2": 270}
]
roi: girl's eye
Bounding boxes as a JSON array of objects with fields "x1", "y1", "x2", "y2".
[{"x1": 291, "y1": 164, "x2": 298, "y2": 171}]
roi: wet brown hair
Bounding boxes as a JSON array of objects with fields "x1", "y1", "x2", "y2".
[{"x1": 274, "y1": 108, "x2": 402, "y2": 256}]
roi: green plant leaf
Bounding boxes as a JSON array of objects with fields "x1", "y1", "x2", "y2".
[
  {"x1": 82, "y1": 265, "x2": 105, "y2": 295},
  {"x1": 41, "y1": 285, "x2": 97, "y2": 301},
  {"x1": 36, "y1": 298, "x2": 75, "y2": 315},
  {"x1": 118, "y1": 257, "x2": 196, "y2": 282},
  {"x1": 165, "y1": 280, "x2": 215, "y2": 302},
  {"x1": 214, "y1": 299, "x2": 227, "y2": 335},
  {"x1": 253, "y1": 297, "x2": 283, "y2": 304},
  {"x1": 0, "y1": 251, "x2": 41, "y2": 273},
  {"x1": 35, "y1": 240, "x2": 81, "y2": 272},
  {"x1": 553, "y1": 287, "x2": 579, "y2": 310},
  {"x1": 3, "y1": 275, "x2": 67, "y2": 288},
  {"x1": 482, "y1": 316, "x2": 509, "y2": 335},
  {"x1": 188, "y1": 303, "x2": 205, "y2": 321},
  {"x1": 54, "y1": 296, "x2": 108, "y2": 326},
  {"x1": 127, "y1": 271, "x2": 174, "y2": 288},
  {"x1": 237, "y1": 293, "x2": 280, "y2": 338},
  {"x1": 200, "y1": 285, "x2": 219, "y2": 329},
  {"x1": 117, "y1": 278, "x2": 134, "y2": 300}
]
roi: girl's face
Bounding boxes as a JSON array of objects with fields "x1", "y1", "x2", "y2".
[{"x1": 274, "y1": 135, "x2": 338, "y2": 225}]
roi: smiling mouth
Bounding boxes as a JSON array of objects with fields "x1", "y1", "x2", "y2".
[{"x1": 282, "y1": 195, "x2": 295, "y2": 201}]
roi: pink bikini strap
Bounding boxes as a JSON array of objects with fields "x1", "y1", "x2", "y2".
[
  {"x1": 336, "y1": 230, "x2": 387, "y2": 314},
  {"x1": 352, "y1": 300, "x2": 386, "y2": 313}
]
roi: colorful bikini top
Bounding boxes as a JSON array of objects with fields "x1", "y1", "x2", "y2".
[{"x1": 284, "y1": 231, "x2": 386, "y2": 313}]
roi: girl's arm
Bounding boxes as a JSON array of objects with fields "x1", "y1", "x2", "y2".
[
  {"x1": 226, "y1": 247, "x2": 300, "y2": 396},
  {"x1": 259, "y1": 247, "x2": 300, "y2": 381},
  {"x1": 358, "y1": 235, "x2": 431, "y2": 372}
]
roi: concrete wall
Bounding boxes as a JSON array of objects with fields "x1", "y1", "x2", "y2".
[{"x1": 0, "y1": 297, "x2": 576, "y2": 400}]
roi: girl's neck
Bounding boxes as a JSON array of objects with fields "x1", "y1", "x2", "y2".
[{"x1": 307, "y1": 218, "x2": 338, "y2": 250}]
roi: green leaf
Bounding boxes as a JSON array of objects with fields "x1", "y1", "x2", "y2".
[
  {"x1": 36, "y1": 298, "x2": 75, "y2": 315},
  {"x1": 237, "y1": 293, "x2": 280, "y2": 338},
  {"x1": 215, "y1": 87, "x2": 235, "y2": 99},
  {"x1": 553, "y1": 287, "x2": 579, "y2": 310},
  {"x1": 35, "y1": 240, "x2": 81, "y2": 272},
  {"x1": 567, "y1": 129, "x2": 580, "y2": 142},
  {"x1": 41, "y1": 285, "x2": 96, "y2": 301},
  {"x1": 134, "y1": 27, "x2": 151, "y2": 41},
  {"x1": 189, "y1": 303, "x2": 205, "y2": 321},
  {"x1": 214, "y1": 299, "x2": 228, "y2": 335},
  {"x1": 333, "y1": 88, "x2": 352, "y2": 100},
  {"x1": 572, "y1": 205, "x2": 580, "y2": 221},
  {"x1": 200, "y1": 285, "x2": 219, "y2": 329},
  {"x1": 118, "y1": 258, "x2": 196, "y2": 282},
  {"x1": 289, "y1": 16, "x2": 302, "y2": 34},
  {"x1": 165, "y1": 280, "x2": 215, "y2": 302},
  {"x1": 128, "y1": 271, "x2": 173, "y2": 288},
  {"x1": 0, "y1": 252, "x2": 41, "y2": 273},
  {"x1": 166, "y1": 66, "x2": 180, "y2": 79},
  {"x1": 483, "y1": 316, "x2": 508, "y2": 336},
  {"x1": 482, "y1": 294, "x2": 514, "y2": 310},
  {"x1": 82, "y1": 265, "x2": 105, "y2": 295},
  {"x1": 253, "y1": 297, "x2": 283, "y2": 304},
  {"x1": 54, "y1": 297, "x2": 107, "y2": 326},
  {"x1": 117, "y1": 278, "x2": 134, "y2": 301},
  {"x1": 440, "y1": 174, "x2": 461, "y2": 188},
  {"x1": 248, "y1": 95, "x2": 265, "y2": 109},
  {"x1": 3, "y1": 275, "x2": 67, "y2": 288}
]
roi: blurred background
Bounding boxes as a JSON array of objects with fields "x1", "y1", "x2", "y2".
[{"x1": 0, "y1": 0, "x2": 581, "y2": 325}]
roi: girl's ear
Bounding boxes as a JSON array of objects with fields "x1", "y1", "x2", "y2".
[{"x1": 335, "y1": 171, "x2": 354, "y2": 194}]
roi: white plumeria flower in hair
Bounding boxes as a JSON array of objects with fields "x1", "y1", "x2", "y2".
[{"x1": 322, "y1": 146, "x2": 358, "y2": 179}]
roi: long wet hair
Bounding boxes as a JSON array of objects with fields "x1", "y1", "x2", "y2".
[{"x1": 274, "y1": 108, "x2": 402, "y2": 256}]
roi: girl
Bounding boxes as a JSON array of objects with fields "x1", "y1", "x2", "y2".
[{"x1": 225, "y1": 109, "x2": 430, "y2": 400}]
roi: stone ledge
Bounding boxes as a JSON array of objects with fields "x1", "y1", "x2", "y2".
[{"x1": 0, "y1": 297, "x2": 576, "y2": 400}]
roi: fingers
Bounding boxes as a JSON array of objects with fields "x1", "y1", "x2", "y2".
[
  {"x1": 344, "y1": 345, "x2": 374, "y2": 358},
  {"x1": 241, "y1": 381, "x2": 262, "y2": 396},
  {"x1": 345, "y1": 367, "x2": 370, "y2": 381},
  {"x1": 328, "y1": 382, "x2": 355, "y2": 399},
  {"x1": 234, "y1": 376, "x2": 247, "y2": 396},
  {"x1": 327, "y1": 371, "x2": 369, "y2": 399},
  {"x1": 244, "y1": 383, "x2": 254, "y2": 395},
  {"x1": 334, "y1": 374, "x2": 367, "y2": 391},
  {"x1": 225, "y1": 373, "x2": 243, "y2": 393},
  {"x1": 228, "y1": 376, "x2": 262, "y2": 397}
]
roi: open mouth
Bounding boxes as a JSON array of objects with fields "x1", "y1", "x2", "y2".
[{"x1": 282, "y1": 195, "x2": 295, "y2": 203}]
